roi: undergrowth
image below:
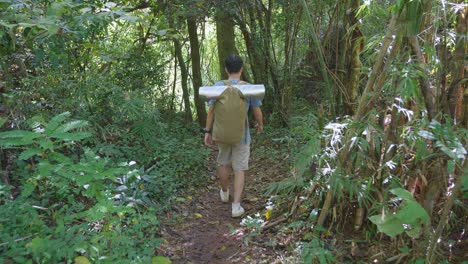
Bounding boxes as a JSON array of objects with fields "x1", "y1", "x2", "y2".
[
  {"x1": 245, "y1": 99, "x2": 467, "y2": 263},
  {"x1": 0, "y1": 111, "x2": 209, "y2": 263}
]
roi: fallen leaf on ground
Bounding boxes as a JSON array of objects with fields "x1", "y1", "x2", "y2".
[
  {"x1": 74, "y1": 256, "x2": 91, "y2": 264},
  {"x1": 152, "y1": 256, "x2": 172, "y2": 264},
  {"x1": 194, "y1": 213, "x2": 202, "y2": 218}
]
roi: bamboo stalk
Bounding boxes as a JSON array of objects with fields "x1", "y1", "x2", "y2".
[
  {"x1": 354, "y1": 13, "x2": 400, "y2": 121},
  {"x1": 408, "y1": 36, "x2": 436, "y2": 120},
  {"x1": 426, "y1": 170, "x2": 462, "y2": 263},
  {"x1": 300, "y1": 0, "x2": 335, "y2": 117},
  {"x1": 317, "y1": 11, "x2": 402, "y2": 233},
  {"x1": 316, "y1": 186, "x2": 333, "y2": 230}
]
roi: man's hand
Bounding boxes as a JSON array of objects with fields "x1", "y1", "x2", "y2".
[
  {"x1": 204, "y1": 133, "x2": 213, "y2": 146},
  {"x1": 252, "y1": 107, "x2": 263, "y2": 134},
  {"x1": 255, "y1": 123, "x2": 263, "y2": 134}
]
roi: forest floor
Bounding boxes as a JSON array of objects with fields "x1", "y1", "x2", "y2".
[{"x1": 158, "y1": 142, "x2": 294, "y2": 264}]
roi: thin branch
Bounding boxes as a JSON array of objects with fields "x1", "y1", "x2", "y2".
[{"x1": 0, "y1": 233, "x2": 39, "y2": 247}]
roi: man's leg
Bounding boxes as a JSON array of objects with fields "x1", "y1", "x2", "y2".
[
  {"x1": 233, "y1": 170, "x2": 244, "y2": 203},
  {"x1": 231, "y1": 143, "x2": 249, "y2": 217},
  {"x1": 218, "y1": 165, "x2": 231, "y2": 192},
  {"x1": 217, "y1": 143, "x2": 232, "y2": 191}
]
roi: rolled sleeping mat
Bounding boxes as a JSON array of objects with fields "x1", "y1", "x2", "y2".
[{"x1": 199, "y1": 84, "x2": 265, "y2": 101}]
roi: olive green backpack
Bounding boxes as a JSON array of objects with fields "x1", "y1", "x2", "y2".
[{"x1": 212, "y1": 80, "x2": 247, "y2": 145}]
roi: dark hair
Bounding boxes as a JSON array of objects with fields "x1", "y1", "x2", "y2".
[{"x1": 225, "y1": 54, "x2": 243, "y2": 74}]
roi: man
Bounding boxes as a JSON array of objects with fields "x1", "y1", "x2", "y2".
[{"x1": 204, "y1": 54, "x2": 263, "y2": 218}]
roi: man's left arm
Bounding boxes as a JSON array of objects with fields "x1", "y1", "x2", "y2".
[
  {"x1": 250, "y1": 98, "x2": 263, "y2": 134},
  {"x1": 252, "y1": 107, "x2": 263, "y2": 133}
]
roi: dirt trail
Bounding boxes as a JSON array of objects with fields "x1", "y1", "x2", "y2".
[{"x1": 159, "y1": 145, "x2": 289, "y2": 264}]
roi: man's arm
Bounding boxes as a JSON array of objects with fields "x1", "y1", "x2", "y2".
[
  {"x1": 252, "y1": 107, "x2": 263, "y2": 133},
  {"x1": 204, "y1": 105, "x2": 215, "y2": 146}
]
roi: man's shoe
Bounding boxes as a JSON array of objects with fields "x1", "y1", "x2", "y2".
[
  {"x1": 220, "y1": 189, "x2": 229, "y2": 203},
  {"x1": 232, "y1": 203, "x2": 245, "y2": 218}
]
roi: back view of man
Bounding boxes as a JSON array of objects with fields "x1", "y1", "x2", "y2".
[{"x1": 204, "y1": 54, "x2": 263, "y2": 218}]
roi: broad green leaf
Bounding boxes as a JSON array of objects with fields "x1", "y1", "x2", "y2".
[
  {"x1": 395, "y1": 201, "x2": 429, "y2": 224},
  {"x1": 390, "y1": 188, "x2": 415, "y2": 201},
  {"x1": 405, "y1": 224, "x2": 422, "y2": 238},
  {"x1": 399, "y1": 245, "x2": 410, "y2": 254},
  {"x1": 152, "y1": 256, "x2": 172, "y2": 264},
  {"x1": 19, "y1": 148, "x2": 42, "y2": 160},
  {"x1": 369, "y1": 214, "x2": 404, "y2": 238},
  {"x1": 412, "y1": 258, "x2": 425, "y2": 264}
]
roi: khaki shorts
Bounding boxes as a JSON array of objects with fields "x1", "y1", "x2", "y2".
[{"x1": 217, "y1": 143, "x2": 250, "y2": 171}]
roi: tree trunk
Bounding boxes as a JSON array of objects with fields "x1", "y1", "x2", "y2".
[
  {"x1": 238, "y1": 9, "x2": 267, "y2": 85},
  {"x1": 138, "y1": 18, "x2": 154, "y2": 57},
  {"x1": 215, "y1": 9, "x2": 237, "y2": 80},
  {"x1": 166, "y1": 9, "x2": 192, "y2": 121},
  {"x1": 173, "y1": 40, "x2": 192, "y2": 122},
  {"x1": 187, "y1": 17, "x2": 207, "y2": 127},
  {"x1": 170, "y1": 46, "x2": 178, "y2": 111}
]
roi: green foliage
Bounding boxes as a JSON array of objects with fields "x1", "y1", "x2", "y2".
[
  {"x1": 240, "y1": 213, "x2": 265, "y2": 246},
  {"x1": 265, "y1": 113, "x2": 322, "y2": 196},
  {"x1": 368, "y1": 188, "x2": 429, "y2": 238},
  {"x1": 0, "y1": 113, "x2": 114, "y2": 201},
  {"x1": 0, "y1": 197, "x2": 162, "y2": 263},
  {"x1": 301, "y1": 238, "x2": 335, "y2": 264},
  {"x1": 0, "y1": 112, "x2": 208, "y2": 262},
  {"x1": 417, "y1": 120, "x2": 466, "y2": 162}
]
